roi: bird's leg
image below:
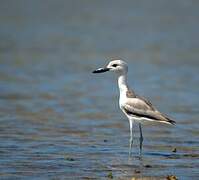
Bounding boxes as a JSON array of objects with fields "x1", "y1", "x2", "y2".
[
  {"x1": 139, "y1": 123, "x2": 143, "y2": 157},
  {"x1": 128, "y1": 119, "x2": 133, "y2": 157}
]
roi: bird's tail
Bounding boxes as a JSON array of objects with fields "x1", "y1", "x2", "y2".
[
  {"x1": 167, "y1": 119, "x2": 176, "y2": 125},
  {"x1": 160, "y1": 113, "x2": 176, "y2": 125}
]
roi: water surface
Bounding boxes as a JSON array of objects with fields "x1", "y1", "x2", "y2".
[{"x1": 0, "y1": 1, "x2": 199, "y2": 179}]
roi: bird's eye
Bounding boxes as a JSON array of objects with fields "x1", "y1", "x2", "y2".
[{"x1": 112, "y1": 64, "x2": 118, "y2": 67}]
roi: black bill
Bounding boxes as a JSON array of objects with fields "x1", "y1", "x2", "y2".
[{"x1": 92, "y1": 68, "x2": 110, "y2": 73}]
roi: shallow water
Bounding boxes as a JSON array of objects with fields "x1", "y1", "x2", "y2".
[{"x1": 0, "y1": 1, "x2": 199, "y2": 179}]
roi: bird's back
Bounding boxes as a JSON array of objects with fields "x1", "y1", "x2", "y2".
[{"x1": 121, "y1": 90, "x2": 175, "y2": 125}]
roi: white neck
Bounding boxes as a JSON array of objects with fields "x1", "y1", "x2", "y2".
[{"x1": 118, "y1": 73, "x2": 128, "y2": 96}]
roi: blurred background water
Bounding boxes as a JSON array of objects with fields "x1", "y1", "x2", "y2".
[{"x1": 0, "y1": 0, "x2": 199, "y2": 179}]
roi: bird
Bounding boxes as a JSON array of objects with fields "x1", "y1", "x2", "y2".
[{"x1": 92, "y1": 59, "x2": 175, "y2": 157}]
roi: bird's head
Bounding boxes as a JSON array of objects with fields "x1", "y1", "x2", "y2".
[{"x1": 92, "y1": 60, "x2": 128, "y2": 75}]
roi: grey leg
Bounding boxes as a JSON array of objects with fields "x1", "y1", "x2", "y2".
[
  {"x1": 128, "y1": 120, "x2": 133, "y2": 156},
  {"x1": 139, "y1": 123, "x2": 143, "y2": 156}
]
